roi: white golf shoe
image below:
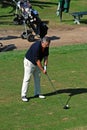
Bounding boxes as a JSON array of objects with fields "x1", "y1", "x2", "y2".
[
  {"x1": 22, "y1": 96, "x2": 28, "y2": 102},
  {"x1": 34, "y1": 95, "x2": 45, "y2": 99},
  {"x1": 39, "y1": 95, "x2": 45, "y2": 99}
]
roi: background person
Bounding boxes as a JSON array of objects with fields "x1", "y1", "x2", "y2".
[{"x1": 21, "y1": 36, "x2": 51, "y2": 102}]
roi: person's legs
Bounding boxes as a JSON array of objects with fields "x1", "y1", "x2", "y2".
[
  {"x1": 33, "y1": 66, "x2": 41, "y2": 96},
  {"x1": 21, "y1": 58, "x2": 35, "y2": 99},
  {"x1": 33, "y1": 66, "x2": 45, "y2": 99}
]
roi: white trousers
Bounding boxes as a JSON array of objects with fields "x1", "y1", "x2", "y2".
[{"x1": 21, "y1": 58, "x2": 41, "y2": 97}]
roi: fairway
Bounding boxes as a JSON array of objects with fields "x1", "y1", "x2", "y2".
[
  {"x1": 0, "y1": 0, "x2": 87, "y2": 130},
  {"x1": 0, "y1": 44, "x2": 87, "y2": 130}
]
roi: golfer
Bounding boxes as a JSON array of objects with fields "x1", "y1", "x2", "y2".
[{"x1": 21, "y1": 36, "x2": 51, "y2": 102}]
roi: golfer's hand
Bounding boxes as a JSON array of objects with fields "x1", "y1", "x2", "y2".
[{"x1": 43, "y1": 69, "x2": 47, "y2": 74}]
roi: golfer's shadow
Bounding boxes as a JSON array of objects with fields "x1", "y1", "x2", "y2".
[
  {"x1": 28, "y1": 88, "x2": 87, "y2": 101},
  {"x1": 44, "y1": 88, "x2": 87, "y2": 97},
  {"x1": 44, "y1": 88, "x2": 87, "y2": 105}
]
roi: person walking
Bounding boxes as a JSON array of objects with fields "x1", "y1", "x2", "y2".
[{"x1": 21, "y1": 36, "x2": 51, "y2": 102}]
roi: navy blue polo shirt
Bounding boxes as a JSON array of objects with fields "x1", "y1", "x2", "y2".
[{"x1": 25, "y1": 41, "x2": 49, "y2": 65}]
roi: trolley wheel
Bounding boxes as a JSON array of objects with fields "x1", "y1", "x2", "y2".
[
  {"x1": 27, "y1": 34, "x2": 34, "y2": 42},
  {"x1": 21, "y1": 32, "x2": 27, "y2": 39}
]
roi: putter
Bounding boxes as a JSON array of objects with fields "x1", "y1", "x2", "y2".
[
  {"x1": 46, "y1": 73, "x2": 64, "y2": 108},
  {"x1": 63, "y1": 95, "x2": 71, "y2": 109},
  {"x1": 46, "y1": 73, "x2": 70, "y2": 109}
]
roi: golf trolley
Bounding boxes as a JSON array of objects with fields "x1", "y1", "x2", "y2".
[{"x1": 13, "y1": 0, "x2": 48, "y2": 42}]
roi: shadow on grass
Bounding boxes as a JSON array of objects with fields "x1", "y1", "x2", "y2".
[
  {"x1": 45, "y1": 88, "x2": 87, "y2": 106},
  {"x1": 29, "y1": 0, "x2": 57, "y2": 9},
  {"x1": 0, "y1": 35, "x2": 20, "y2": 41},
  {"x1": 44, "y1": 88, "x2": 87, "y2": 96},
  {"x1": 0, "y1": 34, "x2": 60, "y2": 42},
  {"x1": 0, "y1": 0, "x2": 57, "y2": 13},
  {"x1": 50, "y1": 36, "x2": 60, "y2": 41},
  {"x1": 28, "y1": 88, "x2": 87, "y2": 101}
]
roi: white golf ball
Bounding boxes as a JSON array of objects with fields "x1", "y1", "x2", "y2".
[{"x1": 66, "y1": 104, "x2": 69, "y2": 107}]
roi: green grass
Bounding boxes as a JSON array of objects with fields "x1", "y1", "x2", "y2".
[
  {"x1": 0, "y1": 44, "x2": 87, "y2": 130},
  {"x1": 0, "y1": 1, "x2": 87, "y2": 129},
  {"x1": 0, "y1": 0, "x2": 87, "y2": 28}
]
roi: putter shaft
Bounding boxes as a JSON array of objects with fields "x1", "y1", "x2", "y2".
[{"x1": 46, "y1": 73, "x2": 64, "y2": 107}]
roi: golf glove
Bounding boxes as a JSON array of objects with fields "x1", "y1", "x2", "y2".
[{"x1": 44, "y1": 65, "x2": 47, "y2": 71}]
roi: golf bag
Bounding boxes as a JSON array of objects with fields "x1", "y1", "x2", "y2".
[{"x1": 0, "y1": 43, "x2": 16, "y2": 52}]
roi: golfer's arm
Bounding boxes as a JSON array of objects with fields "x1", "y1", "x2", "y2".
[
  {"x1": 44, "y1": 56, "x2": 48, "y2": 66},
  {"x1": 36, "y1": 60, "x2": 44, "y2": 72}
]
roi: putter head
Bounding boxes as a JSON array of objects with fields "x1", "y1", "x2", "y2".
[{"x1": 63, "y1": 104, "x2": 70, "y2": 109}]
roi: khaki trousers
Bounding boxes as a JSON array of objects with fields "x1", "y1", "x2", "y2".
[{"x1": 21, "y1": 58, "x2": 41, "y2": 97}]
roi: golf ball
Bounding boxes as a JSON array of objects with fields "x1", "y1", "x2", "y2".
[{"x1": 65, "y1": 104, "x2": 68, "y2": 107}]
